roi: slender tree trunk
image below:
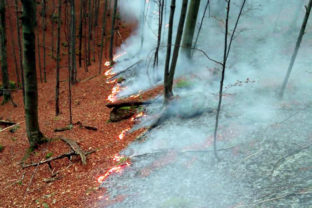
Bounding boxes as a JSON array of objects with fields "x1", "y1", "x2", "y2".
[
  {"x1": 167, "y1": 0, "x2": 188, "y2": 98},
  {"x1": 140, "y1": 0, "x2": 146, "y2": 50},
  {"x1": 55, "y1": 0, "x2": 61, "y2": 115},
  {"x1": 51, "y1": 0, "x2": 56, "y2": 59},
  {"x1": 14, "y1": 0, "x2": 25, "y2": 97},
  {"x1": 36, "y1": 29, "x2": 43, "y2": 83},
  {"x1": 109, "y1": 0, "x2": 118, "y2": 64},
  {"x1": 7, "y1": 8, "x2": 21, "y2": 87},
  {"x1": 98, "y1": 0, "x2": 108, "y2": 74},
  {"x1": 164, "y1": 0, "x2": 176, "y2": 103},
  {"x1": 67, "y1": 1, "x2": 73, "y2": 125},
  {"x1": 87, "y1": 0, "x2": 92, "y2": 66},
  {"x1": 182, "y1": 0, "x2": 201, "y2": 58},
  {"x1": 153, "y1": 0, "x2": 164, "y2": 68},
  {"x1": 280, "y1": 0, "x2": 312, "y2": 98},
  {"x1": 78, "y1": 0, "x2": 83, "y2": 67},
  {"x1": 70, "y1": 0, "x2": 77, "y2": 84},
  {"x1": 0, "y1": 0, "x2": 11, "y2": 104},
  {"x1": 84, "y1": 3, "x2": 88, "y2": 72},
  {"x1": 21, "y1": 0, "x2": 46, "y2": 148},
  {"x1": 42, "y1": 0, "x2": 47, "y2": 83},
  {"x1": 193, "y1": 0, "x2": 210, "y2": 55},
  {"x1": 213, "y1": 0, "x2": 231, "y2": 161}
]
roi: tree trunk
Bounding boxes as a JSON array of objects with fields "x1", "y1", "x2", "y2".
[
  {"x1": 36, "y1": 28, "x2": 43, "y2": 83},
  {"x1": 87, "y1": 0, "x2": 92, "y2": 66},
  {"x1": 164, "y1": 0, "x2": 176, "y2": 103},
  {"x1": 182, "y1": 0, "x2": 201, "y2": 58},
  {"x1": 78, "y1": 0, "x2": 83, "y2": 67},
  {"x1": 70, "y1": 0, "x2": 77, "y2": 84},
  {"x1": 109, "y1": 0, "x2": 118, "y2": 64},
  {"x1": 166, "y1": 0, "x2": 188, "y2": 100},
  {"x1": 153, "y1": 0, "x2": 164, "y2": 68},
  {"x1": 55, "y1": 0, "x2": 61, "y2": 116},
  {"x1": 98, "y1": 0, "x2": 108, "y2": 74},
  {"x1": 7, "y1": 7, "x2": 21, "y2": 87},
  {"x1": 0, "y1": 0, "x2": 11, "y2": 104},
  {"x1": 14, "y1": 0, "x2": 25, "y2": 94},
  {"x1": 21, "y1": 0, "x2": 46, "y2": 148},
  {"x1": 42, "y1": 0, "x2": 47, "y2": 83},
  {"x1": 280, "y1": 0, "x2": 312, "y2": 98}
]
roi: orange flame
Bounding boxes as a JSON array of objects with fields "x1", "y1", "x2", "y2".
[
  {"x1": 119, "y1": 128, "x2": 131, "y2": 140},
  {"x1": 105, "y1": 68, "x2": 116, "y2": 77},
  {"x1": 107, "y1": 85, "x2": 121, "y2": 102},
  {"x1": 131, "y1": 112, "x2": 145, "y2": 122},
  {"x1": 113, "y1": 52, "x2": 127, "y2": 61},
  {"x1": 97, "y1": 162, "x2": 131, "y2": 183}
]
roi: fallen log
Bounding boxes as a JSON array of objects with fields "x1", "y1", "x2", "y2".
[
  {"x1": 106, "y1": 101, "x2": 151, "y2": 108},
  {"x1": 60, "y1": 138, "x2": 87, "y2": 165},
  {"x1": 74, "y1": 121, "x2": 98, "y2": 131},
  {"x1": 22, "y1": 150, "x2": 95, "y2": 168},
  {"x1": 54, "y1": 125, "x2": 73, "y2": 132},
  {"x1": 0, "y1": 120, "x2": 16, "y2": 126}
]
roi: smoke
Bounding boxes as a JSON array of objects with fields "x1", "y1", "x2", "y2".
[{"x1": 99, "y1": 0, "x2": 312, "y2": 207}]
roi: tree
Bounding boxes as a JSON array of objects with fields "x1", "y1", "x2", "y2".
[
  {"x1": 0, "y1": 0, "x2": 11, "y2": 105},
  {"x1": 153, "y1": 0, "x2": 165, "y2": 67},
  {"x1": 55, "y1": 0, "x2": 62, "y2": 115},
  {"x1": 164, "y1": 0, "x2": 176, "y2": 103},
  {"x1": 70, "y1": 0, "x2": 77, "y2": 84},
  {"x1": 280, "y1": 0, "x2": 312, "y2": 98},
  {"x1": 182, "y1": 0, "x2": 201, "y2": 58},
  {"x1": 99, "y1": 0, "x2": 109, "y2": 74},
  {"x1": 164, "y1": 0, "x2": 188, "y2": 103},
  {"x1": 109, "y1": 0, "x2": 118, "y2": 64},
  {"x1": 41, "y1": 0, "x2": 47, "y2": 83},
  {"x1": 21, "y1": 0, "x2": 46, "y2": 148}
]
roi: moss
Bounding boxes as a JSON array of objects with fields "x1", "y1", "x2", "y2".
[
  {"x1": 117, "y1": 77, "x2": 125, "y2": 83},
  {"x1": 175, "y1": 79, "x2": 193, "y2": 89},
  {"x1": 45, "y1": 152, "x2": 53, "y2": 159},
  {"x1": 0, "y1": 144, "x2": 4, "y2": 152},
  {"x1": 9, "y1": 81, "x2": 16, "y2": 90}
]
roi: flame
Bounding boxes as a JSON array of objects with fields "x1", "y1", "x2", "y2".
[
  {"x1": 97, "y1": 162, "x2": 131, "y2": 183},
  {"x1": 107, "y1": 85, "x2": 121, "y2": 102},
  {"x1": 104, "y1": 61, "x2": 111, "y2": 67},
  {"x1": 119, "y1": 128, "x2": 130, "y2": 140},
  {"x1": 105, "y1": 68, "x2": 116, "y2": 77},
  {"x1": 131, "y1": 112, "x2": 146, "y2": 122},
  {"x1": 113, "y1": 52, "x2": 127, "y2": 61}
]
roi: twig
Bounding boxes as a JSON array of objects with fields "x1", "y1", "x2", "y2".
[
  {"x1": 24, "y1": 164, "x2": 39, "y2": 198},
  {"x1": 22, "y1": 150, "x2": 95, "y2": 168},
  {"x1": 0, "y1": 121, "x2": 24, "y2": 133}
]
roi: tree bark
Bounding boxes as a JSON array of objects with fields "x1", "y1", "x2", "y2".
[
  {"x1": 280, "y1": 0, "x2": 312, "y2": 98},
  {"x1": 153, "y1": 0, "x2": 165, "y2": 68},
  {"x1": 78, "y1": 0, "x2": 83, "y2": 67},
  {"x1": 166, "y1": 0, "x2": 188, "y2": 100},
  {"x1": 21, "y1": 0, "x2": 46, "y2": 148},
  {"x1": 109, "y1": 0, "x2": 118, "y2": 64},
  {"x1": 7, "y1": 6, "x2": 21, "y2": 87},
  {"x1": 55, "y1": 0, "x2": 61, "y2": 115},
  {"x1": 98, "y1": 0, "x2": 108, "y2": 74},
  {"x1": 41, "y1": 0, "x2": 47, "y2": 83},
  {"x1": 14, "y1": 0, "x2": 25, "y2": 94},
  {"x1": 70, "y1": 0, "x2": 77, "y2": 84},
  {"x1": 182, "y1": 0, "x2": 201, "y2": 58},
  {"x1": 164, "y1": 0, "x2": 176, "y2": 103},
  {"x1": 87, "y1": 0, "x2": 92, "y2": 66},
  {"x1": 0, "y1": 0, "x2": 11, "y2": 104}
]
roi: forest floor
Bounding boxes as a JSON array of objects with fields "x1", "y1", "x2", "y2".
[{"x1": 0, "y1": 4, "x2": 162, "y2": 207}]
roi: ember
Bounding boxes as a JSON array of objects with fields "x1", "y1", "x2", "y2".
[
  {"x1": 131, "y1": 112, "x2": 146, "y2": 122},
  {"x1": 118, "y1": 128, "x2": 131, "y2": 140},
  {"x1": 107, "y1": 85, "x2": 121, "y2": 102}
]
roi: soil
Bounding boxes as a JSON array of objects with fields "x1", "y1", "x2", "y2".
[{"x1": 0, "y1": 1, "x2": 161, "y2": 207}]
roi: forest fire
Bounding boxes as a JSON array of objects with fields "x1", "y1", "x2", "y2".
[
  {"x1": 131, "y1": 112, "x2": 146, "y2": 122},
  {"x1": 118, "y1": 128, "x2": 131, "y2": 140},
  {"x1": 107, "y1": 85, "x2": 121, "y2": 102},
  {"x1": 105, "y1": 68, "x2": 116, "y2": 77},
  {"x1": 97, "y1": 162, "x2": 131, "y2": 184}
]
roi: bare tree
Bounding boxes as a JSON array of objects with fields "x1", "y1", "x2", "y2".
[
  {"x1": 55, "y1": 0, "x2": 62, "y2": 115},
  {"x1": 164, "y1": 0, "x2": 189, "y2": 103},
  {"x1": 109, "y1": 0, "x2": 118, "y2": 64},
  {"x1": 164, "y1": 0, "x2": 176, "y2": 103},
  {"x1": 99, "y1": 0, "x2": 109, "y2": 74},
  {"x1": 153, "y1": 0, "x2": 165, "y2": 68},
  {"x1": 182, "y1": 0, "x2": 201, "y2": 58},
  {"x1": 280, "y1": 0, "x2": 312, "y2": 98},
  {"x1": 21, "y1": 0, "x2": 46, "y2": 148}
]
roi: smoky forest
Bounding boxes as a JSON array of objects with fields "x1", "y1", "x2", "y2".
[{"x1": 0, "y1": 0, "x2": 312, "y2": 207}]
